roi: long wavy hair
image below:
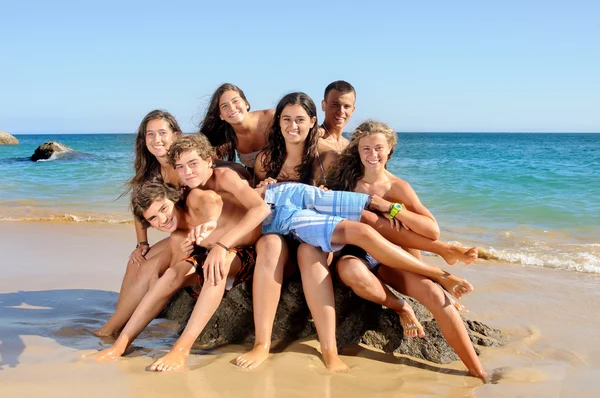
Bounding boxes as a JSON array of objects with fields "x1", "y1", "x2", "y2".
[
  {"x1": 199, "y1": 83, "x2": 250, "y2": 162},
  {"x1": 126, "y1": 110, "x2": 183, "y2": 194},
  {"x1": 261, "y1": 92, "x2": 320, "y2": 184},
  {"x1": 326, "y1": 120, "x2": 397, "y2": 191}
]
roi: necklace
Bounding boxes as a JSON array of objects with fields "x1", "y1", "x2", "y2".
[{"x1": 321, "y1": 124, "x2": 342, "y2": 152}]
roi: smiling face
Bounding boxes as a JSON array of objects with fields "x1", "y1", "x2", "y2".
[
  {"x1": 219, "y1": 90, "x2": 249, "y2": 124},
  {"x1": 322, "y1": 90, "x2": 356, "y2": 130},
  {"x1": 143, "y1": 197, "x2": 178, "y2": 232},
  {"x1": 174, "y1": 150, "x2": 213, "y2": 189},
  {"x1": 279, "y1": 104, "x2": 316, "y2": 145},
  {"x1": 358, "y1": 133, "x2": 391, "y2": 171},
  {"x1": 145, "y1": 118, "x2": 176, "y2": 159}
]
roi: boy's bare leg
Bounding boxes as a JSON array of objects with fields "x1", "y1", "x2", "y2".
[
  {"x1": 149, "y1": 252, "x2": 239, "y2": 372},
  {"x1": 336, "y1": 258, "x2": 424, "y2": 338},
  {"x1": 92, "y1": 260, "x2": 197, "y2": 361},
  {"x1": 377, "y1": 266, "x2": 488, "y2": 383},
  {"x1": 331, "y1": 221, "x2": 473, "y2": 299},
  {"x1": 236, "y1": 234, "x2": 289, "y2": 369},
  {"x1": 297, "y1": 244, "x2": 349, "y2": 372},
  {"x1": 361, "y1": 211, "x2": 478, "y2": 265},
  {"x1": 93, "y1": 239, "x2": 171, "y2": 337}
]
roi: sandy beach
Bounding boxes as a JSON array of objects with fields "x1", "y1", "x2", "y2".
[{"x1": 1, "y1": 221, "x2": 600, "y2": 397}]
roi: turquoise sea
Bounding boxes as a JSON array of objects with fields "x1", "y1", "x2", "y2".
[{"x1": 1, "y1": 133, "x2": 598, "y2": 273}]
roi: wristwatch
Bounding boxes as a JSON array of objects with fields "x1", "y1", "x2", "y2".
[{"x1": 388, "y1": 203, "x2": 403, "y2": 219}]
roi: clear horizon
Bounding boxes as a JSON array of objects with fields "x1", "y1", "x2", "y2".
[
  {"x1": 9, "y1": 131, "x2": 600, "y2": 135},
  {"x1": 2, "y1": 1, "x2": 599, "y2": 134}
]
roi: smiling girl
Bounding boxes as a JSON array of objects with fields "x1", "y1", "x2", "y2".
[
  {"x1": 237, "y1": 93, "x2": 423, "y2": 372},
  {"x1": 200, "y1": 83, "x2": 274, "y2": 176},
  {"x1": 93, "y1": 110, "x2": 182, "y2": 337},
  {"x1": 326, "y1": 120, "x2": 486, "y2": 381}
]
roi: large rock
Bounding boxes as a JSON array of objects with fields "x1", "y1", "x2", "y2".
[
  {"x1": 0, "y1": 131, "x2": 18, "y2": 145},
  {"x1": 30, "y1": 141, "x2": 73, "y2": 161},
  {"x1": 160, "y1": 275, "x2": 504, "y2": 364}
]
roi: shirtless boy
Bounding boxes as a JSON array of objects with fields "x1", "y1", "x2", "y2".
[{"x1": 318, "y1": 80, "x2": 356, "y2": 153}]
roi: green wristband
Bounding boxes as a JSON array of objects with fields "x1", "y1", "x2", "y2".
[{"x1": 388, "y1": 203, "x2": 403, "y2": 219}]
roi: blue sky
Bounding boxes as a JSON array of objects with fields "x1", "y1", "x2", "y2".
[{"x1": 1, "y1": 0, "x2": 599, "y2": 133}]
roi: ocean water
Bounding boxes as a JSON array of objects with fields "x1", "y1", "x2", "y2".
[{"x1": 1, "y1": 133, "x2": 598, "y2": 273}]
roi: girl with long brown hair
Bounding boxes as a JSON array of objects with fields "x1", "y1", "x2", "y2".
[
  {"x1": 199, "y1": 83, "x2": 274, "y2": 175},
  {"x1": 236, "y1": 93, "x2": 424, "y2": 372},
  {"x1": 94, "y1": 110, "x2": 182, "y2": 337}
]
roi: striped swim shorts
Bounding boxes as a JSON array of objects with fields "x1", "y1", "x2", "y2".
[{"x1": 262, "y1": 182, "x2": 370, "y2": 252}]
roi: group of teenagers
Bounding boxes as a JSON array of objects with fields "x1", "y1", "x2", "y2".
[{"x1": 91, "y1": 81, "x2": 487, "y2": 382}]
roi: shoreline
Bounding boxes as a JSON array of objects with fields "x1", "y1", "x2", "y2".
[{"x1": 1, "y1": 222, "x2": 600, "y2": 397}]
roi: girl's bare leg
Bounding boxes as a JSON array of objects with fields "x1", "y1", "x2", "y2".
[
  {"x1": 377, "y1": 266, "x2": 488, "y2": 382},
  {"x1": 236, "y1": 234, "x2": 289, "y2": 369},
  {"x1": 361, "y1": 211, "x2": 477, "y2": 265},
  {"x1": 149, "y1": 253, "x2": 241, "y2": 372},
  {"x1": 93, "y1": 259, "x2": 198, "y2": 361},
  {"x1": 402, "y1": 248, "x2": 467, "y2": 312},
  {"x1": 93, "y1": 239, "x2": 171, "y2": 337},
  {"x1": 297, "y1": 243, "x2": 348, "y2": 372},
  {"x1": 331, "y1": 221, "x2": 473, "y2": 299},
  {"x1": 336, "y1": 258, "x2": 424, "y2": 338}
]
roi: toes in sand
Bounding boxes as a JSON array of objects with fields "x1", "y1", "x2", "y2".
[
  {"x1": 148, "y1": 351, "x2": 188, "y2": 372},
  {"x1": 89, "y1": 347, "x2": 123, "y2": 362},
  {"x1": 235, "y1": 345, "x2": 270, "y2": 370},
  {"x1": 322, "y1": 351, "x2": 350, "y2": 373}
]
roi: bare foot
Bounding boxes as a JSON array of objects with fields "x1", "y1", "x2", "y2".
[
  {"x1": 235, "y1": 344, "x2": 270, "y2": 369},
  {"x1": 90, "y1": 346, "x2": 125, "y2": 362},
  {"x1": 442, "y1": 246, "x2": 478, "y2": 265},
  {"x1": 397, "y1": 302, "x2": 425, "y2": 338},
  {"x1": 437, "y1": 272, "x2": 473, "y2": 299},
  {"x1": 469, "y1": 368, "x2": 490, "y2": 383},
  {"x1": 322, "y1": 350, "x2": 349, "y2": 372},
  {"x1": 148, "y1": 349, "x2": 189, "y2": 372},
  {"x1": 91, "y1": 326, "x2": 116, "y2": 337}
]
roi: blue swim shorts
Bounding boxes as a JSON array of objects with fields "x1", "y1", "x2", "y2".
[{"x1": 262, "y1": 182, "x2": 370, "y2": 252}]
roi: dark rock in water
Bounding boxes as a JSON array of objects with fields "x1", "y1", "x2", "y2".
[
  {"x1": 160, "y1": 275, "x2": 505, "y2": 364},
  {"x1": 0, "y1": 131, "x2": 19, "y2": 145},
  {"x1": 30, "y1": 141, "x2": 73, "y2": 161}
]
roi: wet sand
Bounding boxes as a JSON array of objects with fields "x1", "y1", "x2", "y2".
[{"x1": 1, "y1": 222, "x2": 600, "y2": 397}]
